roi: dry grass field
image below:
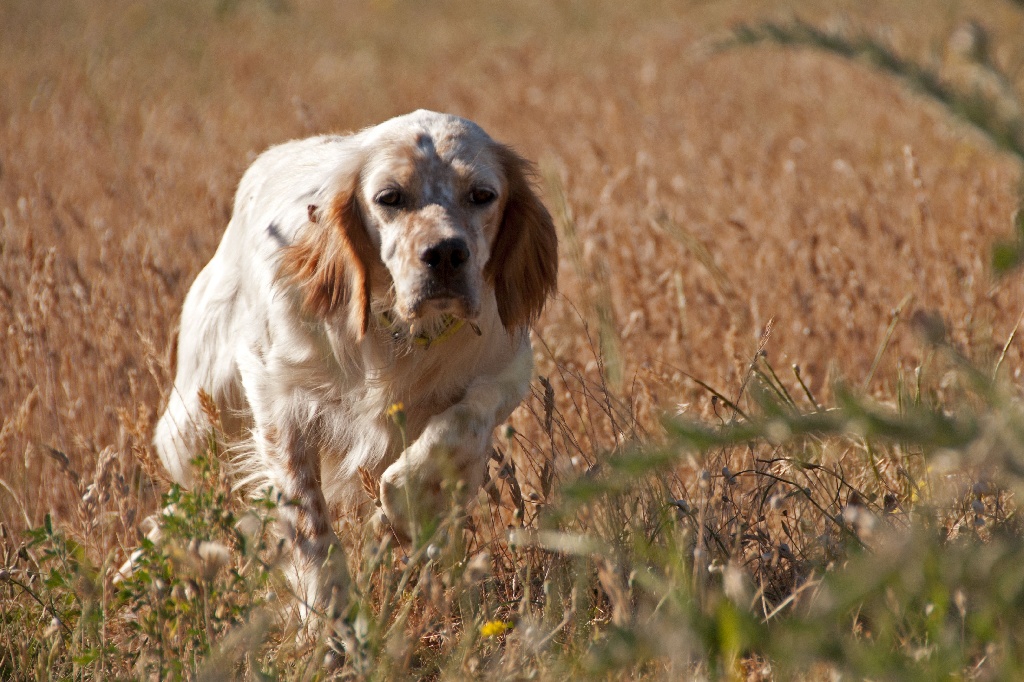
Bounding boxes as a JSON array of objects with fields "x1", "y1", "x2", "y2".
[{"x1": 5, "y1": 0, "x2": 1024, "y2": 678}]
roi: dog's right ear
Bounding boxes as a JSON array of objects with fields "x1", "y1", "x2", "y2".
[{"x1": 278, "y1": 158, "x2": 378, "y2": 339}]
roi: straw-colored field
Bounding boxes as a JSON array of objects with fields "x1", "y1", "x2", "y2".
[{"x1": 4, "y1": 1, "x2": 1024, "y2": 678}]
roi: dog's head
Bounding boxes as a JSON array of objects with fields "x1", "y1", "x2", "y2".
[{"x1": 280, "y1": 110, "x2": 558, "y2": 339}]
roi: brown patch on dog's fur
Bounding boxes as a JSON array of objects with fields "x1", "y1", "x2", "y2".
[
  {"x1": 294, "y1": 503, "x2": 332, "y2": 539},
  {"x1": 267, "y1": 423, "x2": 333, "y2": 540},
  {"x1": 485, "y1": 145, "x2": 559, "y2": 331},
  {"x1": 278, "y1": 191, "x2": 379, "y2": 337},
  {"x1": 263, "y1": 424, "x2": 280, "y2": 448}
]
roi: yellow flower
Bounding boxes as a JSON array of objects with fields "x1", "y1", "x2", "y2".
[
  {"x1": 479, "y1": 620, "x2": 513, "y2": 638},
  {"x1": 386, "y1": 402, "x2": 407, "y2": 428}
]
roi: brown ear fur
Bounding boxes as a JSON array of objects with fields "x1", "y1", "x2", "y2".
[
  {"x1": 278, "y1": 188, "x2": 378, "y2": 338},
  {"x1": 485, "y1": 145, "x2": 559, "y2": 330}
]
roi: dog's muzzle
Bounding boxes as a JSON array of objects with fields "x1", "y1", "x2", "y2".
[{"x1": 412, "y1": 237, "x2": 477, "y2": 318}]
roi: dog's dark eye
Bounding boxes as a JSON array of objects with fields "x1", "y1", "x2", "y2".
[
  {"x1": 468, "y1": 188, "x2": 497, "y2": 206},
  {"x1": 375, "y1": 188, "x2": 404, "y2": 207}
]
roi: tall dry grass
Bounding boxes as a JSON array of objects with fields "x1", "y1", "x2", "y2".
[{"x1": 4, "y1": 0, "x2": 1024, "y2": 678}]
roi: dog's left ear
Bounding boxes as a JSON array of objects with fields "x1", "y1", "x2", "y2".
[{"x1": 485, "y1": 145, "x2": 558, "y2": 331}]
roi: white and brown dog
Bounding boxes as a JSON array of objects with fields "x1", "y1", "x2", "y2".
[{"x1": 151, "y1": 110, "x2": 557, "y2": 613}]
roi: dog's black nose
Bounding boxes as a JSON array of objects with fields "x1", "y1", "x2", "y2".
[{"x1": 421, "y1": 238, "x2": 470, "y2": 273}]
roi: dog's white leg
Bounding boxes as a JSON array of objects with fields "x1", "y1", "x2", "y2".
[
  {"x1": 259, "y1": 419, "x2": 349, "y2": 617},
  {"x1": 379, "y1": 338, "x2": 534, "y2": 540},
  {"x1": 237, "y1": 337, "x2": 350, "y2": 618}
]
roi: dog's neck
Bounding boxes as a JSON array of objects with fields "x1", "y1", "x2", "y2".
[{"x1": 374, "y1": 309, "x2": 467, "y2": 349}]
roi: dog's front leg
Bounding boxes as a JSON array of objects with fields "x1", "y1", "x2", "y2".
[
  {"x1": 379, "y1": 340, "x2": 534, "y2": 541},
  {"x1": 253, "y1": 416, "x2": 349, "y2": 619}
]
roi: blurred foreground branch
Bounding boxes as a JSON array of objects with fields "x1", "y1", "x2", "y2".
[{"x1": 719, "y1": 16, "x2": 1024, "y2": 273}]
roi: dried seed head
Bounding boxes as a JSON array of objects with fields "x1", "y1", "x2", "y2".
[
  {"x1": 723, "y1": 561, "x2": 750, "y2": 604},
  {"x1": 766, "y1": 419, "x2": 791, "y2": 444},
  {"x1": 197, "y1": 388, "x2": 222, "y2": 428},
  {"x1": 43, "y1": 617, "x2": 61, "y2": 639},
  {"x1": 464, "y1": 551, "x2": 491, "y2": 584},
  {"x1": 954, "y1": 589, "x2": 967, "y2": 618},
  {"x1": 193, "y1": 540, "x2": 231, "y2": 582},
  {"x1": 235, "y1": 512, "x2": 262, "y2": 543},
  {"x1": 948, "y1": 20, "x2": 990, "y2": 62}
]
